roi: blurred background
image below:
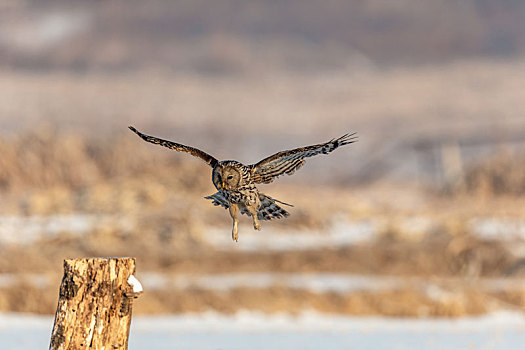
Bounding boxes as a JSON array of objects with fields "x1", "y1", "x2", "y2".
[{"x1": 1, "y1": 0, "x2": 525, "y2": 349}]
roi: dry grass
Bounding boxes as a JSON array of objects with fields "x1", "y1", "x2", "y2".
[
  {"x1": 0, "y1": 223, "x2": 519, "y2": 316},
  {"x1": 0, "y1": 128, "x2": 524, "y2": 317},
  {"x1": 0, "y1": 282, "x2": 516, "y2": 317},
  {"x1": 132, "y1": 287, "x2": 495, "y2": 317},
  {"x1": 456, "y1": 151, "x2": 525, "y2": 196},
  {"x1": 1, "y1": 58, "x2": 525, "y2": 317},
  {"x1": 0, "y1": 128, "x2": 208, "y2": 191}
]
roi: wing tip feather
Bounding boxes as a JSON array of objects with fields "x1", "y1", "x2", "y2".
[
  {"x1": 128, "y1": 125, "x2": 140, "y2": 134},
  {"x1": 337, "y1": 132, "x2": 358, "y2": 146},
  {"x1": 128, "y1": 125, "x2": 144, "y2": 138}
]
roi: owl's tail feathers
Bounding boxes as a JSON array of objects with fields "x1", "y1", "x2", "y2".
[
  {"x1": 257, "y1": 194, "x2": 292, "y2": 221},
  {"x1": 204, "y1": 192, "x2": 292, "y2": 221}
]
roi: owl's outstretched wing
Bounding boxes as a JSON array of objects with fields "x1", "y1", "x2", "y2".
[
  {"x1": 129, "y1": 126, "x2": 219, "y2": 167},
  {"x1": 249, "y1": 133, "x2": 357, "y2": 184}
]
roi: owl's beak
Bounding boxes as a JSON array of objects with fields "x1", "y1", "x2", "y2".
[{"x1": 221, "y1": 181, "x2": 226, "y2": 189}]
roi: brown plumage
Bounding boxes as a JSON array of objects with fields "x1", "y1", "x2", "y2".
[{"x1": 129, "y1": 126, "x2": 357, "y2": 241}]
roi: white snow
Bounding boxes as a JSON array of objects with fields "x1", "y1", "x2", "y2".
[
  {"x1": 128, "y1": 310, "x2": 525, "y2": 333},
  {"x1": 0, "y1": 214, "x2": 132, "y2": 245},
  {"x1": 138, "y1": 272, "x2": 525, "y2": 294},
  {"x1": 3, "y1": 311, "x2": 525, "y2": 350},
  {"x1": 3, "y1": 272, "x2": 525, "y2": 294},
  {"x1": 2, "y1": 214, "x2": 525, "y2": 250},
  {"x1": 127, "y1": 275, "x2": 144, "y2": 293},
  {"x1": 140, "y1": 272, "x2": 404, "y2": 292},
  {"x1": 470, "y1": 217, "x2": 525, "y2": 241},
  {"x1": 3, "y1": 309, "x2": 525, "y2": 333},
  {"x1": 203, "y1": 218, "x2": 378, "y2": 251}
]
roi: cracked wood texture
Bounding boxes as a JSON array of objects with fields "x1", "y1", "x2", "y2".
[{"x1": 49, "y1": 258, "x2": 137, "y2": 350}]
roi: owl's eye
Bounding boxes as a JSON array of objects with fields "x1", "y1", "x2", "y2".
[{"x1": 227, "y1": 175, "x2": 233, "y2": 180}]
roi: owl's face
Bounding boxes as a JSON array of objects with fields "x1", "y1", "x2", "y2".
[{"x1": 213, "y1": 165, "x2": 242, "y2": 191}]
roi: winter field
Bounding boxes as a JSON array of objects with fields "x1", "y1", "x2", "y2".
[
  {"x1": 4, "y1": 311, "x2": 525, "y2": 350},
  {"x1": 2, "y1": 1, "x2": 525, "y2": 349},
  {"x1": 1, "y1": 62, "x2": 525, "y2": 347}
]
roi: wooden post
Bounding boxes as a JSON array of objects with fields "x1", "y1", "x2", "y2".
[{"x1": 49, "y1": 257, "x2": 142, "y2": 350}]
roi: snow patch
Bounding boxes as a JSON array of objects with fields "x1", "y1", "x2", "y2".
[
  {"x1": 203, "y1": 218, "x2": 377, "y2": 251},
  {"x1": 0, "y1": 214, "x2": 132, "y2": 245},
  {"x1": 127, "y1": 275, "x2": 144, "y2": 293}
]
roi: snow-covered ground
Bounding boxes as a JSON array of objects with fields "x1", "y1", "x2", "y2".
[
  {"x1": 3, "y1": 311, "x2": 525, "y2": 350},
  {"x1": 0, "y1": 214, "x2": 132, "y2": 245},
  {"x1": 4, "y1": 272, "x2": 525, "y2": 295},
  {"x1": 3, "y1": 272, "x2": 525, "y2": 300},
  {"x1": 139, "y1": 272, "x2": 403, "y2": 292},
  {"x1": 2, "y1": 214, "x2": 525, "y2": 251},
  {"x1": 138, "y1": 272, "x2": 525, "y2": 297},
  {"x1": 203, "y1": 219, "x2": 377, "y2": 251}
]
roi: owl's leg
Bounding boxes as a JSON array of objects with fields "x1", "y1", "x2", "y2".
[
  {"x1": 246, "y1": 200, "x2": 261, "y2": 231},
  {"x1": 229, "y1": 203, "x2": 239, "y2": 242},
  {"x1": 252, "y1": 214, "x2": 261, "y2": 231},
  {"x1": 247, "y1": 206, "x2": 260, "y2": 231}
]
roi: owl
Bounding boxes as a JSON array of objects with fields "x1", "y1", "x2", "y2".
[{"x1": 129, "y1": 126, "x2": 357, "y2": 241}]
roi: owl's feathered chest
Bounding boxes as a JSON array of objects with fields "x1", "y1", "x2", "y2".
[{"x1": 220, "y1": 184, "x2": 258, "y2": 205}]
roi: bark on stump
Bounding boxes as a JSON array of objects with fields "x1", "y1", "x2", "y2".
[{"x1": 49, "y1": 257, "x2": 141, "y2": 350}]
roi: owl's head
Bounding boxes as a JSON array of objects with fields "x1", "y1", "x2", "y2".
[{"x1": 213, "y1": 165, "x2": 242, "y2": 191}]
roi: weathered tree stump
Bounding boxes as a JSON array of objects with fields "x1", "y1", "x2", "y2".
[{"x1": 49, "y1": 257, "x2": 142, "y2": 350}]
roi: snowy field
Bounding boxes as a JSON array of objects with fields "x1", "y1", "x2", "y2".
[
  {"x1": 4, "y1": 272, "x2": 525, "y2": 295},
  {"x1": 3, "y1": 311, "x2": 525, "y2": 350},
  {"x1": 2, "y1": 214, "x2": 525, "y2": 249}
]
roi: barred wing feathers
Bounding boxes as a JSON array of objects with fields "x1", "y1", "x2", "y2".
[
  {"x1": 205, "y1": 192, "x2": 230, "y2": 209},
  {"x1": 129, "y1": 126, "x2": 218, "y2": 167},
  {"x1": 205, "y1": 192, "x2": 291, "y2": 221},
  {"x1": 249, "y1": 133, "x2": 357, "y2": 184}
]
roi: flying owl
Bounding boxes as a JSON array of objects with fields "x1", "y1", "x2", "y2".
[{"x1": 129, "y1": 126, "x2": 357, "y2": 242}]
